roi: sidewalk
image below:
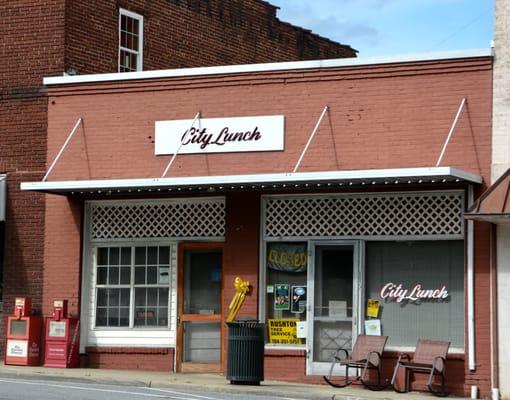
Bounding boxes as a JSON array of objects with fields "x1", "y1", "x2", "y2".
[{"x1": 0, "y1": 364, "x2": 469, "y2": 400}]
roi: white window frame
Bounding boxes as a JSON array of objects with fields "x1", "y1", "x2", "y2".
[
  {"x1": 118, "y1": 8, "x2": 143, "y2": 72},
  {"x1": 94, "y1": 244, "x2": 172, "y2": 330}
]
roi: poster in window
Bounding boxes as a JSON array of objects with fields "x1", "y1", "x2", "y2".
[
  {"x1": 268, "y1": 318, "x2": 303, "y2": 344},
  {"x1": 267, "y1": 243, "x2": 307, "y2": 273},
  {"x1": 366, "y1": 299, "x2": 380, "y2": 318},
  {"x1": 364, "y1": 319, "x2": 382, "y2": 336},
  {"x1": 274, "y1": 284, "x2": 290, "y2": 310},
  {"x1": 291, "y1": 286, "x2": 307, "y2": 314}
]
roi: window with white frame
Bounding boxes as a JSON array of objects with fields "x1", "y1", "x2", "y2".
[
  {"x1": 95, "y1": 246, "x2": 170, "y2": 328},
  {"x1": 118, "y1": 8, "x2": 143, "y2": 72}
]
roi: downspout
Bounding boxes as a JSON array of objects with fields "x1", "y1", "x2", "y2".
[{"x1": 467, "y1": 185, "x2": 476, "y2": 372}]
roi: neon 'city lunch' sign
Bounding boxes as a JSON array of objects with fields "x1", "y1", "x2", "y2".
[
  {"x1": 155, "y1": 115, "x2": 284, "y2": 155},
  {"x1": 380, "y1": 282, "x2": 449, "y2": 303}
]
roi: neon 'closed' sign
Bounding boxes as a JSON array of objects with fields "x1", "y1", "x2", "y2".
[{"x1": 380, "y1": 283, "x2": 449, "y2": 303}]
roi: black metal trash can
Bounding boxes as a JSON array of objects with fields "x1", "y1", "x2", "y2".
[{"x1": 227, "y1": 321, "x2": 265, "y2": 385}]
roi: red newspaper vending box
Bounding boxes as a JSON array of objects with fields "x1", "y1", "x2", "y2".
[
  {"x1": 5, "y1": 297, "x2": 43, "y2": 366},
  {"x1": 44, "y1": 300, "x2": 80, "y2": 368}
]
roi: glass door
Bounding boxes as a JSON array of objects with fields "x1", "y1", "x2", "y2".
[
  {"x1": 177, "y1": 243, "x2": 223, "y2": 373},
  {"x1": 307, "y1": 241, "x2": 362, "y2": 375}
]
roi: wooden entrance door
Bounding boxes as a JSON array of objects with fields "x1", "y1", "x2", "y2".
[{"x1": 176, "y1": 243, "x2": 223, "y2": 373}]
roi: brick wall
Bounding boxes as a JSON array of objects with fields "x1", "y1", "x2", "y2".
[
  {"x1": 0, "y1": 0, "x2": 66, "y2": 358},
  {"x1": 41, "y1": 56, "x2": 493, "y2": 396},
  {"x1": 45, "y1": 58, "x2": 492, "y2": 182},
  {"x1": 64, "y1": 0, "x2": 355, "y2": 76},
  {"x1": 85, "y1": 347, "x2": 174, "y2": 371},
  {"x1": 1, "y1": 0, "x2": 354, "y2": 360}
]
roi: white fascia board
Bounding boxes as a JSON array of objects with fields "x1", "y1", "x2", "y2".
[
  {"x1": 43, "y1": 48, "x2": 492, "y2": 86},
  {"x1": 20, "y1": 167, "x2": 482, "y2": 193}
]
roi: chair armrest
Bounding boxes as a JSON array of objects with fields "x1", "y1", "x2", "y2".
[
  {"x1": 431, "y1": 356, "x2": 446, "y2": 373},
  {"x1": 365, "y1": 351, "x2": 382, "y2": 367},
  {"x1": 395, "y1": 352, "x2": 411, "y2": 365},
  {"x1": 333, "y1": 348, "x2": 349, "y2": 361}
]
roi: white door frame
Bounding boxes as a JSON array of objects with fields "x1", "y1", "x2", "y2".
[{"x1": 306, "y1": 240, "x2": 364, "y2": 376}]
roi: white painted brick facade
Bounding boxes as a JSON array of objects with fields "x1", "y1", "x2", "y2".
[{"x1": 493, "y1": 0, "x2": 510, "y2": 183}]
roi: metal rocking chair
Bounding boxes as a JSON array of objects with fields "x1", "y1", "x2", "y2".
[
  {"x1": 391, "y1": 339, "x2": 450, "y2": 397},
  {"x1": 323, "y1": 334, "x2": 388, "y2": 391}
]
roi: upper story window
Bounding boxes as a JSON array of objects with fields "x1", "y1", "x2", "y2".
[{"x1": 118, "y1": 9, "x2": 143, "y2": 72}]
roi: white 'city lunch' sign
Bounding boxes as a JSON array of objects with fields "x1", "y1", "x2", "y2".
[
  {"x1": 380, "y1": 282, "x2": 449, "y2": 303},
  {"x1": 155, "y1": 115, "x2": 284, "y2": 155}
]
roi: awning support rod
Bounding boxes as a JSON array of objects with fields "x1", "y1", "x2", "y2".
[
  {"x1": 161, "y1": 112, "x2": 200, "y2": 178},
  {"x1": 436, "y1": 98, "x2": 466, "y2": 167},
  {"x1": 43, "y1": 117, "x2": 83, "y2": 182},
  {"x1": 293, "y1": 106, "x2": 329, "y2": 173}
]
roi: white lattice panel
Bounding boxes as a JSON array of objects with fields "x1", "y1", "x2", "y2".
[
  {"x1": 89, "y1": 198, "x2": 225, "y2": 240},
  {"x1": 263, "y1": 192, "x2": 464, "y2": 239}
]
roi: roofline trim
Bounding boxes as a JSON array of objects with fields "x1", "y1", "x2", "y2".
[
  {"x1": 43, "y1": 48, "x2": 492, "y2": 86},
  {"x1": 20, "y1": 167, "x2": 482, "y2": 195}
]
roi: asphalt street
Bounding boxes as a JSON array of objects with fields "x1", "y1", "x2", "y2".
[{"x1": 0, "y1": 376, "x2": 304, "y2": 400}]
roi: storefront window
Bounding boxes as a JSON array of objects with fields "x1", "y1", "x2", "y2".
[
  {"x1": 365, "y1": 241, "x2": 464, "y2": 349},
  {"x1": 95, "y1": 245, "x2": 170, "y2": 328},
  {"x1": 265, "y1": 242, "x2": 307, "y2": 345}
]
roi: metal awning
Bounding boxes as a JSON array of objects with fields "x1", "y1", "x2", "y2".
[
  {"x1": 20, "y1": 167, "x2": 482, "y2": 196},
  {"x1": 465, "y1": 168, "x2": 510, "y2": 224}
]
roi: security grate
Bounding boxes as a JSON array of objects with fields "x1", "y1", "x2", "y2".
[
  {"x1": 89, "y1": 198, "x2": 225, "y2": 240},
  {"x1": 263, "y1": 192, "x2": 464, "y2": 239}
]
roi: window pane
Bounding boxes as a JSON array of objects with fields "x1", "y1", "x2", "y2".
[
  {"x1": 135, "y1": 266, "x2": 145, "y2": 284},
  {"x1": 121, "y1": 14, "x2": 127, "y2": 31},
  {"x1": 97, "y1": 288, "x2": 107, "y2": 307},
  {"x1": 96, "y1": 308, "x2": 107, "y2": 326},
  {"x1": 97, "y1": 267, "x2": 107, "y2": 285},
  {"x1": 121, "y1": 30, "x2": 127, "y2": 48},
  {"x1": 97, "y1": 248, "x2": 108, "y2": 265},
  {"x1": 159, "y1": 247, "x2": 169, "y2": 264},
  {"x1": 135, "y1": 288, "x2": 146, "y2": 306},
  {"x1": 109, "y1": 308, "x2": 119, "y2": 326},
  {"x1": 110, "y1": 248, "x2": 120, "y2": 265},
  {"x1": 159, "y1": 288, "x2": 169, "y2": 306},
  {"x1": 120, "y1": 267, "x2": 130, "y2": 284},
  {"x1": 147, "y1": 266, "x2": 157, "y2": 284},
  {"x1": 121, "y1": 247, "x2": 131, "y2": 265},
  {"x1": 147, "y1": 247, "x2": 157, "y2": 264},
  {"x1": 119, "y1": 308, "x2": 129, "y2": 326},
  {"x1": 130, "y1": 53, "x2": 137, "y2": 70},
  {"x1": 108, "y1": 266, "x2": 119, "y2": 285},
  {"x1": 120, "y1": 288, "x2": 130, "y2": 307},
  {"x1": 147, "y1": 288, "x2": 158, "y2": 306},
  {"x1": 133, "y1": 18, "x2": 139, "y2": 34},
  {"x1": 365, "y1": 241, "x2": 464, "y2": 348},
  {"x1": 109, "y1": 288, "x2": 120, "y2": 307},
  {"x1": 135, "y1": 247, "x2": 146, "y2": 265},
  {"x1": 159, "y1": 266, "x2": 169, "y2": 284},
  {"x1": 265, "y1": 242, "x2": 307, "y2": 323},
  {"x1": 135, "y1": 307, "x2": 145, "y2": 326},
  {"x1": 158, "y1": 307, "x2": 168, "y2": 326},
  {"x1": 184, "y1": 250, "x2": 222, "y2": 314}
]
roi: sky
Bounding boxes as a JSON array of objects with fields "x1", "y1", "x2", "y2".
[{"x1": 269, "y1": 0, "x2": 494, "y2": 57}]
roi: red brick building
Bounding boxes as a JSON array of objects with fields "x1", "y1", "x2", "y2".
[
  {"x1": 0, "y1": 0, "x2": 355, "y2": 358},
  {"x1": 21, "y1": 49, "x2": 494, "y2": 397}
]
